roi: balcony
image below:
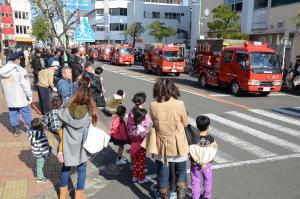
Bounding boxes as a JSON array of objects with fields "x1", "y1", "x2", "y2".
[{"x1": 252, "y1": 8, "x2": 268, "y2": 31}]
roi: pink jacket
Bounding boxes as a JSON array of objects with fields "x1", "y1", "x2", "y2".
[
  {"x1": 109, "y1": 116, "x2": 129, "y2": 141},
  {"x1": 127, "y1": 111, "x2": 152, "y2": 141}
]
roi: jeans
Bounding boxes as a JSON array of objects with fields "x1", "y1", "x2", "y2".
[
  {"x1": 37, "y1": 86, "x2": 50, "y2": 115},
  {"x1": 191, "y1": 163, "x2": 212, "y2": 199},
  {"x1": 36, "y1": 157, "x2": 46, "y2": 180},
  {"x1": 156, "y1": 160, "x2": 187, "y2": 189},
  {"x1": 60, "y1": 162, "x2": 87, "y2": 190},
  {"x1": 8, "y1": 106, "x2": 32, "y2": 127}
]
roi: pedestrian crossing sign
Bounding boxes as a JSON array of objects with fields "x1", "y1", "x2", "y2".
[
  {"x1": 64, "y1": 0, "x2": 92, "y2": 11},
  {"x1": 74, "y1": 17, "x2": 95, "y2": 43}
]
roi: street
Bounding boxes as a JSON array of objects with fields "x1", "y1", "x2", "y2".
[{"x1": 92, "y1": 62, "x2": 300, "y2": 199}]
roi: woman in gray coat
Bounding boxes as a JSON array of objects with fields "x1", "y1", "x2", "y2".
[{"x1": 58, "y1": 83, "x2": 98, "y2": 199}]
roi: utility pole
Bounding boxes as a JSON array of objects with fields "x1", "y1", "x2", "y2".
[{"x1": 0, "y1": 15, "x2": 5, "y2": 66}]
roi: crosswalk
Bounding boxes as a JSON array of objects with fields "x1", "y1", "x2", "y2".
[{"x1": 187, "y1": 107, "x2": 300, "y2": 168}]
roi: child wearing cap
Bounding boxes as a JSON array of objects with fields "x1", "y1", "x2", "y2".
[{"x1": 104, "y1": 89, "x2": 125, "y2": 116}]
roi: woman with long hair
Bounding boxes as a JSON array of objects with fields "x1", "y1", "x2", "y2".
[
  {"x1": 58, "y1": 83, "x2": 98, "y2": 199},
  {"x1": 148, "y1": 78, "x2": 189, "y2": 199}
]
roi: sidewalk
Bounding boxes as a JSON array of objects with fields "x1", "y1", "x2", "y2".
[{"x1": 0, "y1": 68, "x2": 112, "y2": 199}]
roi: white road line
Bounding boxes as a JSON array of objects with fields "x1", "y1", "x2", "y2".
[
  {"x1": 214, "y1": 151, "x2": 237, "y2": 164},
  {"x1": 227, "y1": 111, "x2": 300, "y2": 138},
  {"x1": 273, "y1": 108, "x2": 300, "y2": 118},
  {"x1": 269, "y1": 93, "x2": 287, "y2": 96},
  {"x1": 188, "y1": 117, "x2": 277, "y2": 158},
  {"x1": 212, "y1": 153, "x2": 300, "y2": 170},
  {"x1": 205, "y1": 113, "x2": 300, "y2": 153},
  {"x1": 209, "y1": 94, "x2": 231, "y2": 97},
  {"x1": 250, "y1": 109, "x2": 300, "y2": 127}
]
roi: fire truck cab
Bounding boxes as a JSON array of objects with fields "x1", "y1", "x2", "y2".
[
  {"x1": 110, "y1": 44, "x2": 134, "y2": 66},
  {"x1": 99, "y1": 45, "x2": 113, "y2": 62},
  {"x1": 195, "y1": 40, "x2": 282, "y2": 96},
  {"x1": 143, "y1": 44, "x2": 185, "y2": 76}
]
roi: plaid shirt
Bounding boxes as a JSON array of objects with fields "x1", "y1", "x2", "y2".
[{"x1": 42, "y1": 109, "x2": 61, "y2": 132}]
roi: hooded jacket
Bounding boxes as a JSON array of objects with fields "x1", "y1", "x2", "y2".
[
  {"x1": 0, "y1": 61, "x2": 32, "y2": 108},
  {"x1": 58, "y1": 104, "x2": 91, "y2": 167}
]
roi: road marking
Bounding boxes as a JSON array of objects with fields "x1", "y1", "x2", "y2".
[
  {"x1": 214, "y1": 151, "x2": 237, "y2": 163},
  {"x1": 188, "y1": 117, "x2": 277, "y2": 158},
  {"x1": 205, "y1": 113, "x2": 300, "y2": 153},
  {"x1": 249, "y1": 109, "x2": 300, "y2": 127},
  {"x1": 212, "y1": 153, "x2": 300, "y2": 170},
  {"x1": 227, "y1": 111, "x2": 300, "y2": 138},
  {"x1": 272, "y1": 108, "x2": 300, "y2": 118},
  {"x1": 102, "y1": 64, "x2": 252, "y2": 111},
  {"x1": 210, "y1": 94, "x2": 231, "y2": 97}
]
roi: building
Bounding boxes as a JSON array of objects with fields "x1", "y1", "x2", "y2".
[
  {"x1": 127, "y1": 0, "x2": 189, "y2": 48},
  {"x1": 86, "y1": 0, "x2": 189, "y2": 47},
  {"x1": 10, "y1": 0, "x2": 32, "y2": 48}
]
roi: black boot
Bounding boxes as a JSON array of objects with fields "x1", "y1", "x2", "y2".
[
  {"x1": 177, "y1": 183, "x2": 187, "y2": 199},
  {"x1": 12, "y1": 126, "x2": 21, "y2": 137}
]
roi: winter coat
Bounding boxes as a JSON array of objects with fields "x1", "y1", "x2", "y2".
[
  {"x1": 27, "y1": 130, "x2": 50, "y2": 158},
  {"x1": 148, "y1": 97, "x2": 189, "y2": 161},
  {"x1": 58, "y1": 104, "x2": 91, "y2": 167},
  {"x1": 105, "y1": 94, "x2": 124, "y2": 114},
  {"x1": 109, "y1": 116, "x2": 129, "y2": 141},
  {"x1": 0, "y1": 61, "x2": 32, "y2": 108},
  {"x1": 31, "y1": 54, "x2": 43, "y2": 74},
  {"x1": 57, "y1": 78, "x2": 74, "y2": 105},
  {"x1": 70, "y1": 62, "x2": 83, "y2": 82},
  {"x1": 83, "y1": 71, "x2": 104, "y2": 106}
]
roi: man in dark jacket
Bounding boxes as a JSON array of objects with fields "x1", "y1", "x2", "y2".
[{"x1": 31, "y1": 50, "x2": 43, "y2": 85}]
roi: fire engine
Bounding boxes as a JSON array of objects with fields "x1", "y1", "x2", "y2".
[
  {"x1": 99, "y1": 45, "x2": 113, "y2": 62},
  {"x1": 143, "y1": 44, "x2": 185, "y2": 76},
  {"x1": 110, "y1": 44, "x2": 134, "y2": 66},
  {"x1": 193, "y1": 39, "x2": 282, "y2": 96}
]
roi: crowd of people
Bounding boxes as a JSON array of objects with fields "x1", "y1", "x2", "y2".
[{"x1": 0, "y1": 48, "x2": 218, "y2": 199}]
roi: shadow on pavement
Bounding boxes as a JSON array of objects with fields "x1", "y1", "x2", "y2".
[{"x1": 0, "y1": 112, "x2": 27, "y2": 133}]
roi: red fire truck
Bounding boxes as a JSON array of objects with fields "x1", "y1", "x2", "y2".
[
  {"x1": 99, "y1": 45, "x2": 113, "y2": 62},
  {"x1": 143, "y1": 44, "x2": 185, "y2": 76},
  {"x1": 194, "y1": 39, "x2": 282, "y2": 96},
  {"x1": 110, "y1": 44, "x2": 134, "y2": 66}
]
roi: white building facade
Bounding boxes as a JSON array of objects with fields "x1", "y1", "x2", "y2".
[
  {"x1": 10, "y1": 0, "x2": 32, "y2": 47},
  {"x1": 87, "y1": 0, "x2": 189, "y2": 47}
]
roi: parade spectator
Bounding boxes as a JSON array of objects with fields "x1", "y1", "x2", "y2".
[
  {"x1": 69, "y1": 48, "x2": 83, "y2": 82},
  {"x1": 27, "y1": 118, "x2": 51, "y2": 183},
  {"x1": 94, "y1": 67, "x2": 106, "y2": 107},
  {"x1": 18, "y1": 48, "x2": 26, "y2": 68},
  {"x1": 104, "y1": 89, "x2": 125, "y2": 116},
  {"x1": 83, "y1": 61, "x2": 105, "y2": 107},
  {"x1": 37, "y1": 61, "x2": 60, "y2": 115},
  {"x1": 109, "y1": 106, "x2": 130, "y2": 165},
  {"x1": 24, "y1": 48, "x2": 30, "y2": 67},
  {"x1": 127, "y1": 92, "x2": 152, "y2": 184},
  {"x1": 148, "y1": 78, "x2": 189, "y2": 199},
  {"x1": 190, "y1": 115, "x2": 217, "y2": 199},
  {"x1": 58, "y1": 84, "x2": 98, "y2": 199},
  {"x1": 42, "y1": 96, "x2": 63, "y2": 135},
  {"x1": 57, "y1": 67, "x2": 74, "y2": 105},
  {"x1": 31, "y1": 50, "x2": 43, "y2": 85},
  {"x1": 0, "y1": 52, "x2": 32, "y2": 136}
]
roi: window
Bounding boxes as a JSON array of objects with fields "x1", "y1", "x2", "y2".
[
  {"x1": 165, "y1": 12, "x2": 181, "y2": 20},
  {"x1": 223, "y1": 51, "x2": 234, "y2": 63},
  {"x1": 110, "y1": 23, "x2": 127, "y2": 31},
  {"x1": 16, "y1": 25, "x2": 19, "y2": 34},
  {"x1": 225, "y1": 0, "x2": 243, "y2": 12},
  {"x1": 236, "y1": 52, "x2": 248, "y2": 65},
  {"x1": 22, "y1": 12, "x2": 25, "y2": 19},
  {"x1": 14, "y1": 11, "x2": 18, "y2": 18},
  {"x1": 254, "y1": 0, "x2": 269, "y2": 9},
  {"x1": 109, "y1": 8, "x2": 127, "y2": 16},
  {"x1": 18, "y1": 11, "x2": 21, "y2": 18},
  {"x1": 152, "y1": 12, "x2": 160, "y2": 18},
  {"x1": 25, "y1": 12, "x2": 29, "y2": 20},
  {"x1": 96, "y1": 9, "x2": 104, "y2": 16},
  {"x1": 23, "y1": 26, "x2": 27, "y2": 34},
  {"x1": 272, "y1": 0, "x2": 300, "y2": 7},
  {"x1": 96, "y1": 27, "x2": 105, "y2": 31}
]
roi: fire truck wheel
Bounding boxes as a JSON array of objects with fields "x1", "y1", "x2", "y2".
[
  {"x1": 231, "y1": 80, "x2": 241, "y2": 96},
  {"x1": 259, "y1": 92, "x2": 270, "y2": 97},
  {"x1": 198, "y1": 74, "x2": 207, "y2": 88},
  {"x1": 175, "y1": 73, "x2": 180, "y2": 77}
]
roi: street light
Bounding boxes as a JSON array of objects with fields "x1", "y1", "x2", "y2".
[{"x1": 192, "y1": 0, "x2": 209, "y2": 40}]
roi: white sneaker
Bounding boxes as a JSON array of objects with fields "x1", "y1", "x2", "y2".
[
  {"x1": 132, "y1": 177, "x2": 138, "y2": 182},
  {"x1": 138, "y1": 178, "x2": 149, "y2": 184},
  {"x1": 116, "y1": 157, "x2": 128, "y2": 165}
]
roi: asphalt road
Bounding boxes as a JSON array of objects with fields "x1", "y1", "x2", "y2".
[{"x1": 92, "y1": 62, "x2": 300, "y2": 199}]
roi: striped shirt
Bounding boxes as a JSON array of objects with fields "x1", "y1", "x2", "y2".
[{"x1": 27, "y1": 130, "x2": 50, "y2": 158}]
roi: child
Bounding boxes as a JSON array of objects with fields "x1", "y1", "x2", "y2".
[
  {"x1": 127, "y1": 92, "x2": 152, "y2": 184},
  {"x1": 190, "y1": 116, "x2": 218, "y2": 199},
  {"x1": 104, "y1": 89, "x2": 125, "y2": 116},
  {"x1": 27, "y1": 118, "x2": 51, "y2": 183},
  {"x1": 109, "y1": 106, "x2": 130, "y2": 165},
  {"x1": 42, "y1": 96, "x2": 63, "y2": 163}
]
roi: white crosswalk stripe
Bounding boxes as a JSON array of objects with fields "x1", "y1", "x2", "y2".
[
  {"x1": 227, "y1": 111, "x2": 300, "y2": 138},
  {"x1": 205, "y1": 113, "x2": 300, "y2": 153},
  {"x1": 214, "y1": 151, "x2": 237, "y2": 164}
]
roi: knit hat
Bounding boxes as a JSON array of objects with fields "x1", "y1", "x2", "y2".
[
  {"x1": 117, "y1": 90, "x2": 124, "y2": 97},
  {"x1": 84, "y1": 60, "x2": 94, "y2": 68}
]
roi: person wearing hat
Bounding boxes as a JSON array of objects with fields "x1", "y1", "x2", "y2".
[
  {"x1": 37, "y1": 61, "x2": 60, "y2": 114},
  {"x1": 0, "y1": 52, "x2": 32, "y2": 136}
]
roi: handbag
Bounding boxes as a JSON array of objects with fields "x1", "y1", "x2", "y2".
[{"x1": 83, "y1": 123, "x2": 110, "y2": 154}]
